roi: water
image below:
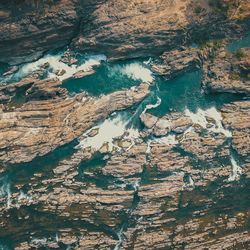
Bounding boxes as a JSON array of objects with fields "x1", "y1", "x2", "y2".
[
  {"x1": 228, "y1": 156, "x2": 243, "y2": 182},
  {"x1": 0, "y1": 51, "x2": 107, "y2": 83},
  {"x1": 77, "y1": 112, "x2": 137, "y2": 151},
  {"x1": 0, "y1": 39, "x2": 248, "y2": 249},
  {"x1": 184, "y1": 107, "x2": 232, "y2": 137},
  {"x1": 0, "y1": 176, "x2": 11, "y2": 208},
  {"x1": 148, "y1": 70, "x2": 244, "y2": 117},
  {"x1": 62, "y1": 59, "x2": 154, "y2": 96},
  {"x1": 227, "y1": 33, "x2": 250, "y2": 52}
]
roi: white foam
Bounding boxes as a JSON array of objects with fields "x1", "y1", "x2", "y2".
[
  {"x1": 146, "y1": 134, "x2": 178, "y2": 154},
  {"x1": 132, "y1": 179, "x2": 140, "y2": 191},
  {"x1": 188, "y1": 175, "x2": 195, "y2": 186},
  {"x1": 123, "y1": 63, "x2": 154, "y2": 83},
  {"x1": 142, "y1": 96, "x2": 161, "y2": 115},
  {"x1": 185, "y1": 108, "x2": 207, "y2": 128},
  {"x1": 0, "y1": 177, "x2": 11, "y2": 208},
  {"x1": 228, "y1": 156, "x2": 242, "y2": 181},
  {"x1": 114, "y1": 226, "x2": 124, "y2": 250},
  {"x1": 153, "y1": 134, "x2": 178, "y2": 146},
  {"x1": 6, "y1": 184, "x2": 11, "y2": 209},
  {"x1": 77, "y1": 114, "x2": 139, "y2": 152},
  {"x1": 17, "y1": 190, "x2": 33, "y2": 204},
  {"x1": 146, "y1": 141, "x2": 151, "y2": 154},
  {"x1": 110, "y1": 62, "x2": 154, "y2": 83},
  {"x1": 182, "y1": 174, "x2": 195, "y2": 189},
  {"x1": 143, "y1": 58, "x2": 152, "y2": 65},
  {"x1": 55, "y1": 233, "x2": 59, "y2": 243},
  {"x1": 185, "y1": 107, "x2": 232, "y2": 137},
  {"x1": 14, "y1": 53, "x2": 106, "y2": 81},
  {"x1": 31, "y1": 238, "x2": 47, "y2": 245}
]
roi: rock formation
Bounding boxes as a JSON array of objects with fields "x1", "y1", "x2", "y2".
[
  {"x1": 203, "y1": 47, "x2": 250, "y2": 94},
  {"x1": 0, "y1": 0, "x2": 249, "y2": 65},
  {"x1": 0, "y1": 1, "x2": 249, "y2": 249},
  {"x1": 0, "y1": 78, "x2": 149, "y2": 166}
]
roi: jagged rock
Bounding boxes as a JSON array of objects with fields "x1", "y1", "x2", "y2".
[
  {"x1": 102, "y1": 143, "x2": 147, "y2": 177},
  {"x1": 140, "y1": 111, "x2": 192, "y2": 136},
  {"x1": 0, "y1": 0, "x2": 98, "y2": 65},
  {"x1": 203, "y1": 47, "x2": 250, "y2": 94},
  {"x1": 0, "y1": 2, "x2": 249, "y2": 249},
  {"x1": 0, "y1": 80, "x2": 149, "y2": 165},
  {"x1": 180, "y1": 128, "x2": 229, "y2": 163},
  {"x1": 87, "y1": 128, "x2": 99, "y2": 137},
  {"x1": 72, "y1": 69, "x2": 95, "y2": 79},
  {"x1": 151, "y1": 47, "x2": 201, "y2": 79},
  {"x1": 1, "y1": 0, "x2": 248, "y2": 65},
  {"x1": 222, "y1": 100, "x2": 250, "y2": 158}
]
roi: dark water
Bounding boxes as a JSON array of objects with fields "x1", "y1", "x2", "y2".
[{"x1": 227, "y1": 33, "x2": 250, "y2": 52}]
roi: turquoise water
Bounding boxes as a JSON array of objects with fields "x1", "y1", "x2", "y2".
[
  {"x1": 149, "y1": 71, "x2": 244, "y2": 116},
  {"x1": 63, "y1": 64, "x2": 244, "y2": 118},
  {"x1": 62, "y1": 60, "x2": 150, "y2": 96},
  {"x1": 227, "y1": 33, "x2": 250, "y2": 52}
]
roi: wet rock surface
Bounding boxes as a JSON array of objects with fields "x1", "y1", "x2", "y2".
[
  {"x1": 222, "y1": 101, "x2": 250, "y2": 158},
  {"x1": 0, "y1": 0, "x2": 107, "y2": 65}
]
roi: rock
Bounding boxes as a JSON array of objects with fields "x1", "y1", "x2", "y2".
[
  {"x1": 140, "y1": 113, "x2": 158, "y2": 129},
  {"x1": 151, "y1": 47, "x2": 201, "y2": 79},
  {"x1": 55, "y1": 69, "x2": 66, "y2": 76},
  {"x1": 72, "y1": 69, "x2": 95, "y2": 79},
  {"x1": 0, "y1": 79, "x2": 149, "y2": 165},
  {"x1": 202, "y1": 48, "x2": 250, "y2": 94},
  {"x1": 99, "y1": 142, "x2": 109, "y2": 154},
  {"x1": 116, "y1": 139, "x2": 132, "y2": 149},
  {"x1": 102, "y1": 143, "x2": 147, "y2": 177},
  {"x1": 0, "y1": 0, "x2": 84, "y2": 65},
  {"x1": 3, "y1": 66, "x2": 19, "y2": 77},
  {"x1": 221, "y1": 101, "x2": 250, "y2": 158},
  {"x1": 180, "y1": 128, "x2": 229, "y2": 163},
  {"x1": 0, "y1": 109, "x2": 249, "y2": 249},
  {"x1": 1, "y1": 0, "x2": 248, "y2": 64},
  {"x1": 140, "y1": 112, "x2": 192, "y2": 136},
  {"x1": 0, "y1": 2, "x2": 249, "y2": 249},
  {"x1": 87, "y1": 128, "x2": 99, "y2": 137}
]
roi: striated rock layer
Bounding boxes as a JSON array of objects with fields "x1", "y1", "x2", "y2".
[
  {"x1": 0, "y1": 0, "x2": 250, "y2": 65},
  {"x1": 0, "y1": 95, "x2": 249, "y2": 249},
  {"x1": 0, "y1": 1, "x2": 249, "y2": 249},
  {"x1": 0, "y1": 78, "x2": 149, "y2": 166}
]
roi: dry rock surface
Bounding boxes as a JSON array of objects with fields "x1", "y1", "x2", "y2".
[
  {"x1": 203, "y1": 47, "x2": 250, "y2": 94},
  {"x1": 1, "y1": 0, "x2": 249, "y2": 64},
  {"x1": 0, "y1": 1, "x2": 250, "y2": 249}
]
